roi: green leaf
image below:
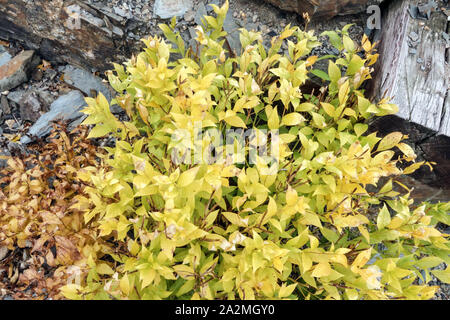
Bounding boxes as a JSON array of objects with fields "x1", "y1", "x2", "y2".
[
  {"x1": 310, "y1": 69, "x2": 330, "y2": 81},
  {"x1": 328, "y1": 61, "x2": 341, "y2": 83},
  {"x1": 377, "y1": 205, "x2": 391, "y2": 230}
]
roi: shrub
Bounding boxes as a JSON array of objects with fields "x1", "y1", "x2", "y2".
[
  {"x1": 63, "y1": 1, "x2": 449, "y2": 300},
  {"x1": 0, "y1": 126, "x2": 112, "y2": 299}
]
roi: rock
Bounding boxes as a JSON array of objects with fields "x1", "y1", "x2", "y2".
[
  {"x1": 6, "y1": 89, "x2": 25, "y2": 105},
  {"x1": 0, "y1": 148, "x2": 10, "y2": 168},
  {"x1": 61, "y1": 65, "x2": 114, "y2": 102},
  {"x1": 19, "y1": 91, "x2": 43, "y2": 122},
  {"x1": 0, "y1": 0, "x2": 127, "y2": 72},
  {"x1": 0, "y1": 50, "x2": 38, "y2": 92},
  {"x1": 20, "y1": 90, "x2": 87, "y2": 144},
  {"x1": 154, "y1": 0, "x2": 193, "y2": 19},
  {"x1": 184, "y1": 10, "x2": 195, "y2": 22},
  {"x1": 417, "y1": 0, "x2": 438, "y2": 19},
  {"x1": 195, "y1": 2, "x2": 208, "y2": 26},
  {"x1": 263, "y1": 0, "x2": 377, "y2": 19},
  {"x1": 0, "y1": 46, "x2": 12, "y2": 68},
  {"x1": 223, "y1": 10, "x2": 241, "y2": 55},
  {"x1": 0, "y1": 94, "x2": 10, "y2": 114},
  {"x1": 113, "y1": 7, "x2": 132, "y2": 19}
]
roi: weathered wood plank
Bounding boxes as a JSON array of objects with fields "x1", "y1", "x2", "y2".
[
  {"x1": 369, "y1": 0, "x2": 449, "y2": 135},
  {"x1": 368, "y1": 0, "x2": 450, "y2": 188}
]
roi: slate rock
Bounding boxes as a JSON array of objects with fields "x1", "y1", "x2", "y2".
[
  {"x1": 195, "y1": 2, "x2": 208, "y2": 26},
  {"x1": 6, "y1": 89, "x2": 26, "y2": 104},
  {"x1": 223, "y1": 11, "x2": 241, "y2": 55},
  {"x1": 0, "y1": 94, "x2": 10, "y2": 115},
  {"x1": 20, "y1": 90, "x2": 87, "y2": 144},
  {"x1": 154, "y1": 0, "x2": 193, "y2": 19},
  {"x1": 19, "y1": 91, "x2": 43, "y2": 122},
  {"x1": 0, "y1": 50, "x2": 39, "y2": 92},
  {"x1": 61, "y1": 65, "x2": 114, "y2": 102}
]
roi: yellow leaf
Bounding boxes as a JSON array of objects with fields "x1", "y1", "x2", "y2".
[
  {"x1": 397, "y1": 142, "x2": 417, "y2": 160},
  {"x1": 137, "y1": 266, "x2": 154, "y2": 287},
  {"x1": 311, "y1": 262, "x2": 332, "y2": 278},
  {"x1": 120, "y1": 274, "x2": 130, "y2": 295},
  {"x1": 321, "y1": 102, "x2": 335, "y2": 117},
  {"x1": 430, "y1": 268, "x2": 450, "y2": 284},
  {"x1": 362, "y1": 34, "x2": 372, "y2": 52},
  {"x1": 377, "y1": 132, "x2": 403, "y2": 152},
  {"x1": 286, "y1": 185, "x2": 298, "y2": 206},
  {"x1": 178, "y1": 167, "x2": 200, "y2": 187},
  {"x1": 279, "y1": 283, "x2": 297, "y2": 298},
  {"x1": 351, "y1": 248, "x2": 372, "y2": 270},
  {"x1": 267, "y1": 107, "x2": 280, "y2": 130},
  {"x1": 338, "y1": 80, "x2": 350, "y2": 105},
  {"x1": 281, "y1": 113, "x2": 305, "y2": 126},
  {"x1": 96, "y1": 263, "x2": 114, "y2": 275},
  {"x1": 225, "y1": 115, "x2": 247, "y2": 128}
]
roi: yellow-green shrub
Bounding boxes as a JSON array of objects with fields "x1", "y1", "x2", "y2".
[{"x1": 64, "y1": 1, "x2": 450, "y2": 300}]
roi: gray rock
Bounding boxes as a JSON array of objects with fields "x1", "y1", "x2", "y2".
[
  {"x1": 1, "y1": 94, "x2": 10, "y2": 114},
  {"x1": 418, "y1": 0, "x2": 437, "y2": 20},
  {"x1": 80, "y1": 11, "x2": 105, "y2": 28},
  {"x1": 223, "y1": 10, "x2": 241, "y2": 55},
  {"x1": 0, "y1": 50, "x2": 39, "y2": 92},
  {"x1": 6, "y1": 89, "x2": 25, "y2": 104},
  {"x1": 20, "y1": 90, "x2": 87, "y2": 144},
  {"x1": 184, "y1": 9, "x2": 195, "y2": 22},
  {"x1": 0, "y1": 46, "x2": 12, "y2": 68},
  {"x1": 154, "y1": 0, "x2": 193, "y2": 19},
  {"x1": 19, "y1": 91, "x2": 43, "y2": 122},
  {"x1": 113, "y1": 7, "x2": 132, "y2": 19},
  {"x1": 0, "y1": 148, "x2": 11, "y2": 168},
  {"x1": 195, "y1": 2, "x2": 208, "y2": 26},
  {"x1": 61, "y1": 65, "x2": 114, "y2": 102}
]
